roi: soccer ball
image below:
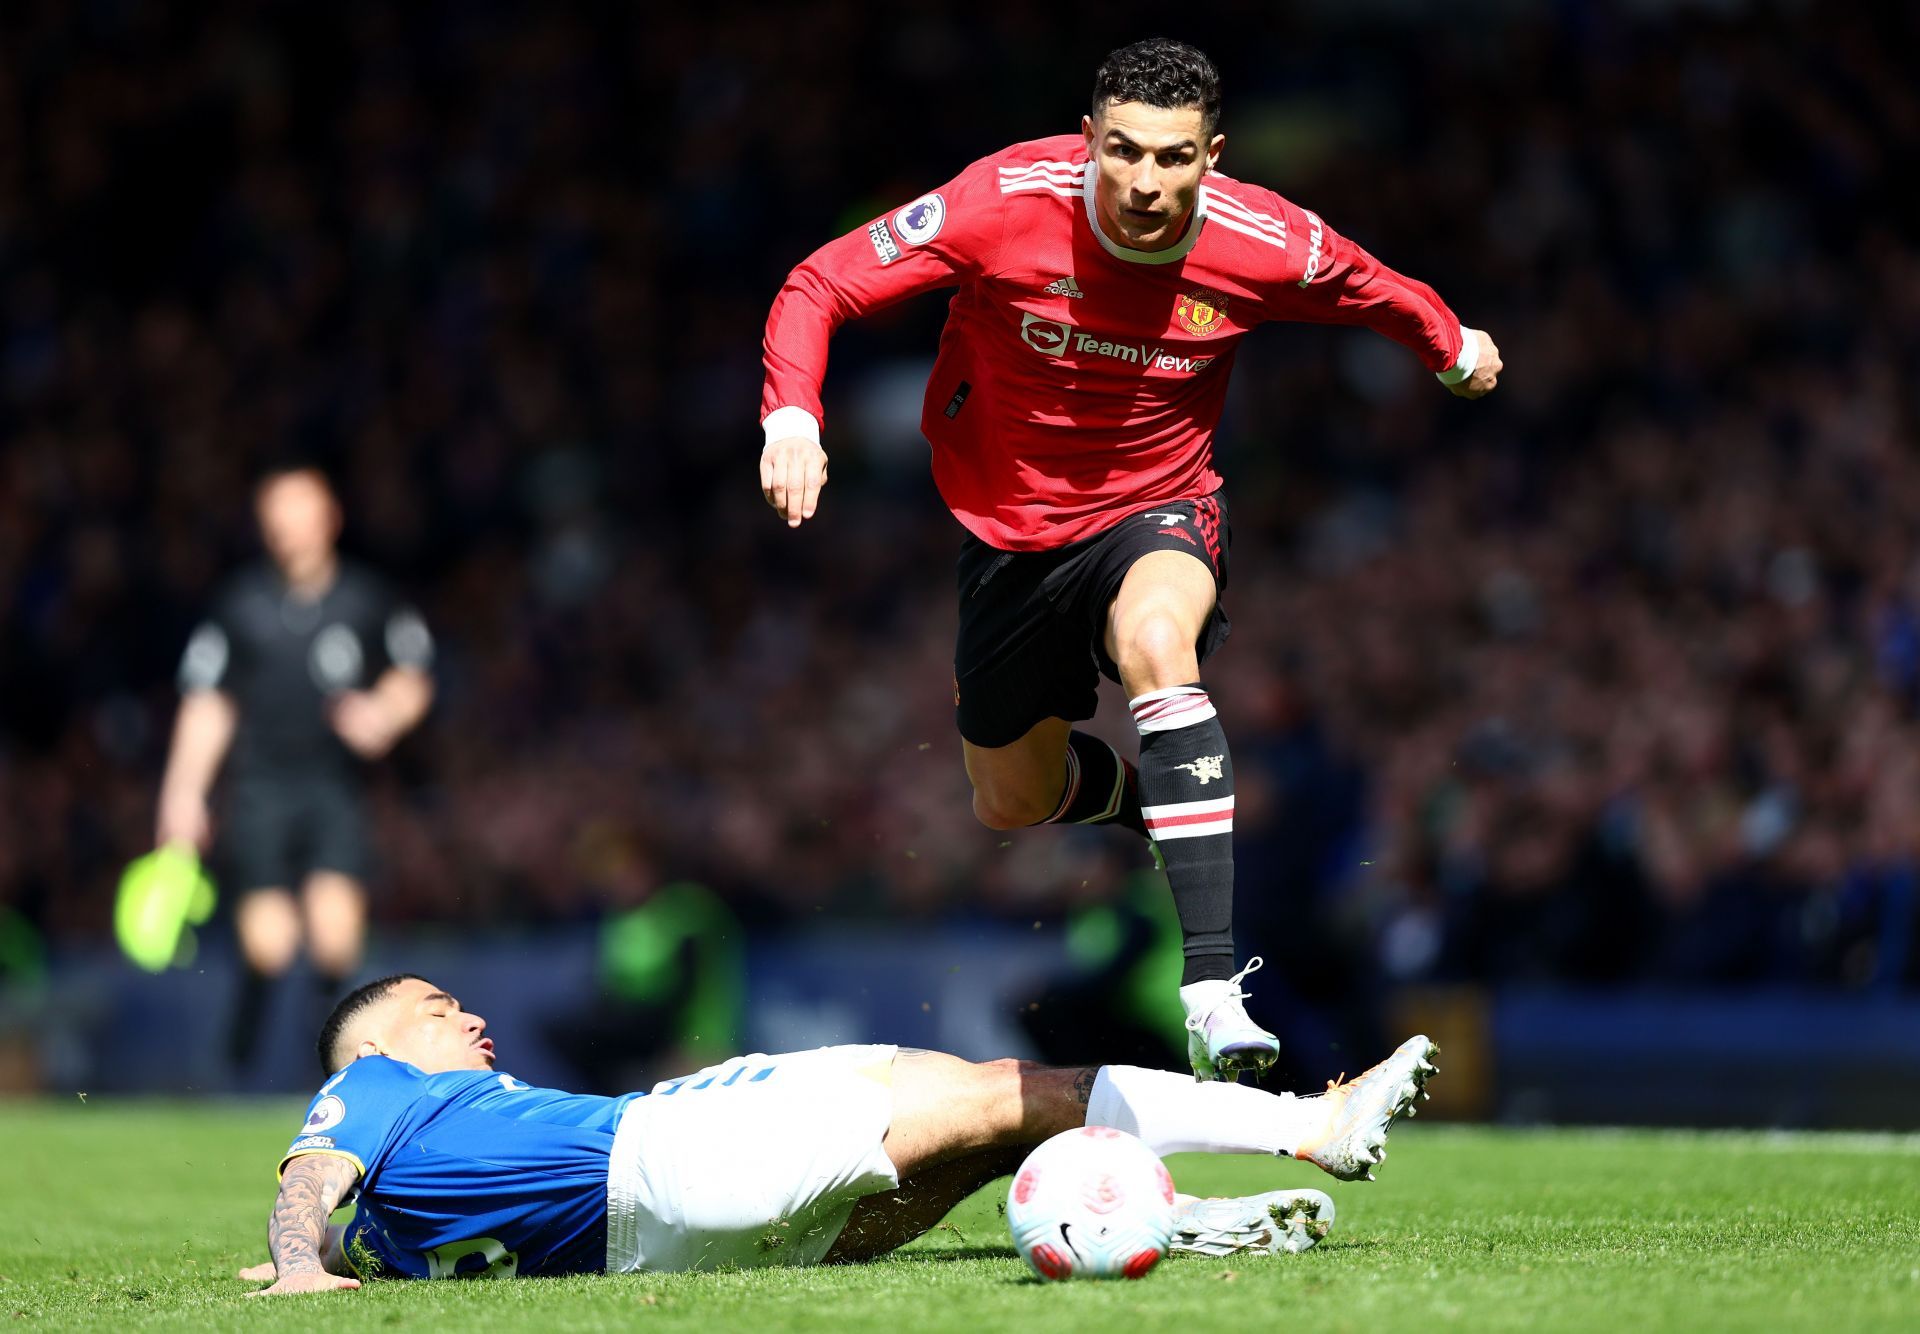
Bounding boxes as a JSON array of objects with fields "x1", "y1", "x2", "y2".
[{"x1": 1005, "y1": 1127, "x2": 1177, "y2": 1281}]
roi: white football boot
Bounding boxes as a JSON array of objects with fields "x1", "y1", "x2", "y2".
[
  {"x1": 1169, "y1": 1189, "x2": 1336, "y2": 1257},
  {"x1": 1290, "y1": 1034, "x2": 1439, "y2": 1181},
  {"x1": 1181, "y1": 957, "x2": 1281, "y2": 1082}
]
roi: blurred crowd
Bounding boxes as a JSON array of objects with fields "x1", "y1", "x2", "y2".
[{"x1": 3, "y1": 1, "x2": 1918, "y2": 994}]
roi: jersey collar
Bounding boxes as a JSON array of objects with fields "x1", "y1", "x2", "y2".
[{"x1": 1080, "y1": 161, "x2": 1208, "y2": 266}]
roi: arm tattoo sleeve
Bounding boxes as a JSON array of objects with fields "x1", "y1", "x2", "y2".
[{"x1": 269, "y1": 1156, "x2": 361, "y2": 1278}]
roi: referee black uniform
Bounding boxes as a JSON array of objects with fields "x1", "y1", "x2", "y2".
[
  {"x1": 178, "y1": 560, "x2": 432, "y2": 893},
  {"x1": 175, "y1": 556, "x2": 433, "y2": 1068}
]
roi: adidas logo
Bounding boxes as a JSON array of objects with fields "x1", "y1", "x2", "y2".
[{"x1": 1043, "y1": 275, "x2": 1085, "y2": 299}]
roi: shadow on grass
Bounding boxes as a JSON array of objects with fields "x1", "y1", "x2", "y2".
[{"x1": 883, "y1": 1246, "x2": 1018, "y2": 1264}]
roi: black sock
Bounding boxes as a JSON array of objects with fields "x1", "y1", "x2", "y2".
[
  {"x1": 1131, "y1": 684, "x2": 1236, "y2": 986},
  {"x1": 1039, "y1": 731, "x2": 1147, "y2": 836},
  {"x1": 310, "y1": 969, "x2": 349, "y2": 1040},
  {"x1": 313, "y1": 968, "x2": 347, "y2": 1001},
  {"x1": 227, "y1": 966, "x2": 274, "y2": 1070}
]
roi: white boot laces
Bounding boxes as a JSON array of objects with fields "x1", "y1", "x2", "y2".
[{"x1": 1183, "y1": 956, "x2": 1265, "y2": 1033}]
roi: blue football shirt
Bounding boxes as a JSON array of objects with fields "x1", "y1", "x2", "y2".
[{"x1": 280, "y1": 1055, "x2": 642, "y2": 1278}]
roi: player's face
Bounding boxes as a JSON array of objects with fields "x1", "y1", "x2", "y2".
[
  {"x1": 364, "y1": 978, "x2": 495, "y2": 1073},
  {"x1": 256, "y1": 471, "x2": 341, "y2": 583},
  {"x1": 1083, "y1": 103, "x2": 1223, "y2": 252}
]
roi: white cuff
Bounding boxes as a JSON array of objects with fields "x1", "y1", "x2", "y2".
[
  {"x1": 1435, "y1": 328, "x2": 1479, "y2": 385},
  {"x1": 762, "y1": 405, "x2": 821, "y2": 448}
]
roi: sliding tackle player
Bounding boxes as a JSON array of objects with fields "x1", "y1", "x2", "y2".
[{"x1": 244, "y1": 975, "x2": 1437, "y2": 1290}]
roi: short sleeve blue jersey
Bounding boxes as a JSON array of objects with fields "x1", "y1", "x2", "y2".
[{"x1": 280, "y1": 1056, "x2": 642, "y2": 1278}]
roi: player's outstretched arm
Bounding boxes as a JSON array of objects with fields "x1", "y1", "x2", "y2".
[
  {"x1": 1263, "y1": 200, "x2": 1501, "y2": 402},
  {"x1": 248, "y1": 1155, "x2": 363, "y2": 1297},
  {"x1": 760, "y1": 157, "x2": 1008, "y2": 528}
]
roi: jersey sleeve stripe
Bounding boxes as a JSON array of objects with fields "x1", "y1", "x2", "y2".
[
  {"x1": 998, "y1": 160, "x2": 1082, "y2": 180},
  {"x1": 1200, "y1": 185, "x2": 1287, "y2": 225},
  {"x1": 1199, "y1": 188, "x2": 1289, "y2": 241},
  {"x1": 1202, "y1": 211, "x2": 1290, "y2": 251},
  {"x1": 1006, "y1": 174, "x2": 1082, "y2": 192},
  {"x1": 1001, "y1": 180, "x2": 1081, "y2": 197}
]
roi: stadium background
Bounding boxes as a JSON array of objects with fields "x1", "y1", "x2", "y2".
[{"x1": 1, "y1": 0, "x2": 1916, "y2": 1125}]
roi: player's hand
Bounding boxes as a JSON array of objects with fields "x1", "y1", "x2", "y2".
[
  {"x1": 760, "y1": 436, "x2": 828, "y2": 528},
  {"x1": 329, "y1": 691, "x2": 403, "y2": 759},
  {"x1": 246, "y1": 1270, "x2": 360, "y2": 1297},
  {"x1": 1446, "y1": 329, "x2": 1502, "y2": 399},
  {"x1": 236, "y1": 1261, "x2": 277, "y2": 1281},
  {"x1": 155, "y1": 789, "x2": 212, "y2": 851}
]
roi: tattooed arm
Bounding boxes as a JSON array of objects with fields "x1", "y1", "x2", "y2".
[{"x1": 247, "y1": 1154, "x2": 364, "y2": 1297}]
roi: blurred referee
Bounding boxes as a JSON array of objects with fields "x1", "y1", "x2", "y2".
[{"x1": 155, "y1": 465, "x2": 434, "y2": 1071}]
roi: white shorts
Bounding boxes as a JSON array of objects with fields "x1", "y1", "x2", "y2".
[{"x1": 605, "y1": 1045, "x2": 900, "y2": 1272}]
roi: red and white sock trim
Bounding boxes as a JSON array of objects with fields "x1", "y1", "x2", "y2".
[
  {"x1": 1043, "y1": 743, "x2": 1085, "y2": 823},
  {"x1": 1142, "y1": 795, "x2": 1235, "y2": 841},
  {"x1": 1130, "y1": 685, "x2": 1217, "y2": 735}
]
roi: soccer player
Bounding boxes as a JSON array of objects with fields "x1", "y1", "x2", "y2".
[
  {"x1": 758, "y1": 39, "x2": 1502, "y2": 1080},
  {"x1": 156, "y1": 466, "x2": 435, "y2": 1069},
  {"x1": 242, "y1": 974, "x2": 1437, "y2": 1292}
]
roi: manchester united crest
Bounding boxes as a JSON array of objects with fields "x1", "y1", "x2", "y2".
[{"x1": 1174, "y1": 286, "x2": 1230, "y2": 337}]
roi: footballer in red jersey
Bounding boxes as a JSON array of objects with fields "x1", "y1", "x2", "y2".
[{"x1": 760, "y1": 39, "x2": 1501, "y2": 1080}]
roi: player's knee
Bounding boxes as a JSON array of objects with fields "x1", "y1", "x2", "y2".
[
  {"x1": 1118, "y1": 609, "x2": 1194, "y2": 676},
  {"x1": 238, "y1": 909, "x2": 300, "y2": 974},
  {"x1": 971, "y1": 785, "x2": 1053, "y2": 830},
  {"x1": 305, "y1": 913, "x2": 365, "y2": 977},
  {"x1": 308, "y1": 930, "x2": 362, "y2": 978}
]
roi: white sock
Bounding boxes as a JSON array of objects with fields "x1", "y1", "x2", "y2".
[{"x1": 1086, "y1": 1064, "x2": 1320, "y2": 1157}]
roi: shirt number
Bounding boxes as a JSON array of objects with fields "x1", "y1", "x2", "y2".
[{"x1": 424, "y1": 1236, "x2": 519, "y2": 1280}]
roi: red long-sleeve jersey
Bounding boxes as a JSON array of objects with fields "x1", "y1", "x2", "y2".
[{"x1": 761, "y1": 135, "x2": 1468, "y2": 551}]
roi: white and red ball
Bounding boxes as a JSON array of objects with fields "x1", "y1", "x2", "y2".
[{"x1": 1005, "y1": 1127, "x2": 1177, "y2": 1281}]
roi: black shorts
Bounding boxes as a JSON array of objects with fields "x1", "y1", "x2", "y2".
[
  {"x1": 220, "y1": 777, "x2": 372, "y2": 893},
  {"x1": 954, "y1": 493, "x2": 1231, "y2": 748}
]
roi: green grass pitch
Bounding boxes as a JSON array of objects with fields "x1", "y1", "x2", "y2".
[{"x1": 2, "y1": 1101, "x2": 1916, "y2": 1331}]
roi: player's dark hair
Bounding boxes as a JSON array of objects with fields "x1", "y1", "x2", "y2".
[
  {"x1": 1092, "y1": 38, "x2": 1222, "y2": 136},
  {"x1": 317, "y1": 973, "x2": 427, "y2": 1076}
]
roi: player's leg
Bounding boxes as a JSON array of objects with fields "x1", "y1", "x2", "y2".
[
  {"x1": 301, "y1": 871, "x2": 366, "y2": 984},
  {"x1": 822, "y1": 1146, "x2": 1024, "y2": 1263},
  {"x1": 229, "y1": 886, "x2": 300, "y2": 1068},
  {"x1": 964, "y1": 722, "x2": 1148, "y2": 833},
  {"x1": 962, "y1": 716, "x2": 1072, "y2": 829},
  {"x1": 816, "y1": 1038, "x2": 1438, "y2": 1262},
  {"x1": 304, "y1": 781, "x2": 373, "y2": 1006},
  {"x1": 1103, "y1": 518, "x2": 1271, "y2": 1080},
  {"x1": 236, "y1": 888, "x2": 302, "y2": 974},
  {"x1": 953, "y1": 538, "x2": 1146, "y2": 835},
  {"x1": 223, "y1": 781, "x2": 304, "y2": 1069},
  {"x1": 872, "y1": 1046, "x2": 1394, "y2": 1175}
]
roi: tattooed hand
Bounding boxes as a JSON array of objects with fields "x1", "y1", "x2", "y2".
[
  {"x1": 249, "y1": 1154, "x2": 364, "y2": 1297},
  {"x1": 249, "y1": 1271, "x2": 360, "y2": 1297}
]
